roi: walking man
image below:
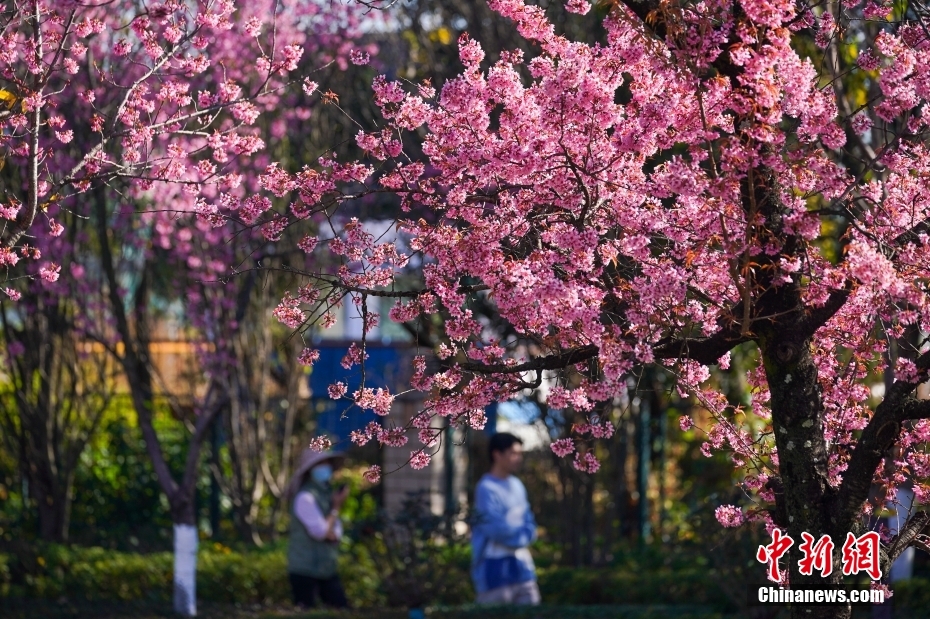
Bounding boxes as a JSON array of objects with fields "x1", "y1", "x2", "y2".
[{"x1": 471, "y1": 432, "x2": 541, "y2": 605}]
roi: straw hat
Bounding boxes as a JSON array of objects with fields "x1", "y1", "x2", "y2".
[{"x1": 284, "y1": 448, "x2": 346, "y2": 503}]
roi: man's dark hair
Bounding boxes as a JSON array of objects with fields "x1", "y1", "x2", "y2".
[{"x1": 488, "y1": 432, "x2": 523, "y2": 462}]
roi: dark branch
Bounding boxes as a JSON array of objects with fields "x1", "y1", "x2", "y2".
[
  {"x1": 884, "y1": 511, "x2": 930, "y2": 575},
  {"x1": 654, "y1": 324, "x2": 750, "y2": 365},
  {"x1": 764, "y1": 475, "x2": 788, "y2": 528},
  {"x1": 614, "y1": 0, "x2": 665, "y2": 36},
  {"x1": 900, "y1": 397, "x2": 930, "y2": 421},
  {"x1": 797, "y1": 283, "x2": 852, "y2": 340},
  {"x1": 836, "y1": 350, "x2": 930, "y2": 527},
  {"x1": 459, "y1": 344, "x2": 599, "y2": 375},
  {"x1": 892, "y1": 217, "x2": 930, "y2": 250},
  {"x1": 459, "y1": 321, "x2": 751, "y2": 378}
]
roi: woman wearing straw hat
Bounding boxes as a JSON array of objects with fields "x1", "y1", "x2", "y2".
[{"x1": 285, "y1": 447, "x2": 350, "y2": 608}]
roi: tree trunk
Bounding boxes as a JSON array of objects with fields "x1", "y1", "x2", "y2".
[
  {"x1": 582, "y1": 475, "x2": 595, "y2": 566},
  {"x1": 613, "y1": 412, "x2": 634, "y2": 540},
  {"x1": 171, "y1": 498, "x2": 198, "y2": 616},
  {"x1": 749, "y1": 165, "x2": 855, "y2": 618},
  {"x1": 34, "y1": 488, "x2": 61, "y2": 542},
  {"x1": 128, "y1": 369, "x2": 223, "y2": 616},
  {"x1": 94, "y1": 189, "x2": 225, "y2": 616},
  {"x1": 790, "y1": 604, "x2": 851, "y2": 619},
  {"x1": 761, "y1": 331, "x2": 852, "y2": 619},
  {"x1": 32, "y1": 470, "x2": 74, "y2": 543},
  {"x1": 636, "y1": 389, "x2": 652, "y2": 542},
  {"x1": 0, "y1": 296, "x2": 106, "y2": 545},
  {"x1": 130, "y1": 374, "x2": 205, "y2": 617}
]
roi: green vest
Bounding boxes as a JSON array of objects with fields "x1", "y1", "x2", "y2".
[{"x1": 287, "y1": 478, "x2": 339, "y2": 578}]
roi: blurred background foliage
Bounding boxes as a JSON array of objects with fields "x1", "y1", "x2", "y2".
[{"x1": 2, "y1": 0, "x2": 930, "y2": 618}]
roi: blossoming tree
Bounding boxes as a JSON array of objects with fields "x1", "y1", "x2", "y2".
[
  {"x1": 212, "y1": 1, "x2": 930, "y2": 616},
  {"x1": 0, "y1": 213, "x2": 118, "y2": 543},
  {"x1": 0, "y1": 0, "x2": 371, "y2": 614}
]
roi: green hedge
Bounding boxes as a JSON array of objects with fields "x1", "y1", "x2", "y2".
[
  {"x1": 1, "y1": 543, "x2": 728, "y2": 608},
  {"x1": 0, "y1": 544, "x2": 726, "y2": 607},
  {"x1": 433, "y1": 605, "x2": 726, "y2": 619},
  {"x1": 893, "y1": 577, "x2": 930, "y2": 612},
  {"x1": 10, "y1": 543, "x2": 930, "y2": 619},
  {"x1": 536, "y1": 565, "x2": 728, "y2": 607},
  {"x1": 12, "y1": 542, "x2": 927, "y2": 615},
  {"x1": 0, "y1": 543, "x2": 385, "y2": 607},
  {"x1": 0, "y1": 600, "x2": 731, "y2": 619}
]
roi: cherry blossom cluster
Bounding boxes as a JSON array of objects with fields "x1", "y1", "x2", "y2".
[
  {"x1": 211, "y1": 1, "x2": 930, "y2": 524},
  {"x1": 0, "y1": 0, "x2": 373, "y2": 300}
]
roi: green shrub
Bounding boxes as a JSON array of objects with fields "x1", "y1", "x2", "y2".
[
  {"x1": 0, "y1": 541, "x2": 420, "y2": 607},
  {"x1": 196, "y1": 547, "x2": 289, "y2": 604},
  {"x1": 431, "y1": 605, "x2": 727, "y2": 619},
  {"x1": 0, "y1": 600, "x2": 733, "y2": 619},
  {"x1": 891, "y1": 577, "x2": 930, "y2": 612},
  {"x1": 0, "y1": 540, "x2": 745, "y2": 612},
  {"x1": 350, "y1": 491, "x2": 474, "y2": 609},
  {"x1": 0, "y1": 544, "x2": 306, "y2": 604},
  {"x1": 3, "y1": 545, "x2": 173, "y2": 601},
  {"x1": 536, "y1": 565, "x2": 728, "y2": 607}
]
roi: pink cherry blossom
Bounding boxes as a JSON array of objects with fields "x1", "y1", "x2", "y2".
[
  {"x1": 308, "y1": 436, "x2": 332, "y2": 452},
  {"x1": 328, "y1": 382, "x2": 348, "y2": 400},
  {"x1": 550, "y1": 438, "x2": 575, "y2": 457},
  {"x1": 573, "y1": 451, "x2": 600, "y2": 474},
  {"x1": 363, "y1": 465, "x2": 382, "y2": 484},
  {"x1": 38, "y1": 263, "x2": 60, "y2": 282},
  {"x1": 298, "y1": 348, "x2": 320, "y2": 366},
  {"x1": 409, "y1": 450, "x2": 431, "y2": 470},
  {"x1": 715, "y1": 505, "x2": 745, "y2": 528}
]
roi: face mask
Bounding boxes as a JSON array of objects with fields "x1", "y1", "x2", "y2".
[{"x1": 311, "y1": 463, "x2": 333, "y2": 484}]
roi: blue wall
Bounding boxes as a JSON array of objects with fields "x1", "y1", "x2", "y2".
[{"x1": 309, "y1": 343, "x2": 412, "y2": 444}]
